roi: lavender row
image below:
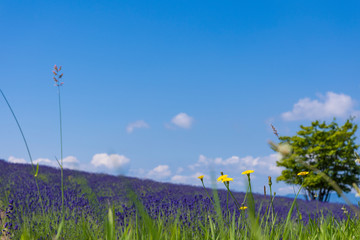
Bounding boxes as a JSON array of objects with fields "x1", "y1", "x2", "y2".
[{"x1": 0, "y1": 159, "x2": 356, "y2": 234}]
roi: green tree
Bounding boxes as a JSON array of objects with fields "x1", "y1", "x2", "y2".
[{"x1": 274, "y1": 118, "x2": 360, "y2": 202}]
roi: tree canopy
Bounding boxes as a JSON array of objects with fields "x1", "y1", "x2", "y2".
[{"x1": 274, "y1": 118, "x2": 360, "y2": 202}]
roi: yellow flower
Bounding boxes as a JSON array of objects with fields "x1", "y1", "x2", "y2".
[
  {"x1": 242, "y1": 170, "x2": 254, "y2": 175},
  {"x1": 197, "y1": 175, "x2": 204, "y2": 180},
  {"x1": 297, "y1": 171, "x2": 309, "y2": 176},
  {"x1": 239, "y1": 206, "x2": 248, "y2": 210},
  {"x1": 221, "y1": 177, "x2": 233, "y2": 183},
  {"x1": 217, "y1": 175, "x2": 228, "y2": 182}
]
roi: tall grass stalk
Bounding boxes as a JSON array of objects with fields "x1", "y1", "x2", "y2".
[
  {"x1": 52, "y1": 64, "x2": 66, "y2": 238},
  {"x1": 0, "y1": 89, "x2": 45, "y2": 217}
]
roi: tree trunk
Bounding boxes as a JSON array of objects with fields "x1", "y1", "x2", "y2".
[
  {"x1": 316, "y1": 188, "x2": 332, "y2": 202},
  {"x1": 324, "y1": 189, "x2": 331, "y2": 202},
  {"x1": 307, "y1": 189, "x2": 316, "y2": 200}
]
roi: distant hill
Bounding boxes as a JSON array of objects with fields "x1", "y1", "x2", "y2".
[
  {"x1": 1, "y1": 158, "x2": 359, "y2": 206},
  {"x1": 282, "y1": 192, "x2": 359, "y2": 206},
  {"x1": 0, "y1": 158, "x2": 358, "y2": 225}
]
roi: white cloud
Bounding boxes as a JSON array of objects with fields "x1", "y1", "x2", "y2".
[
  {"x1": 63, "y1": 156, "x2": 78, "y2": 163},
  {"x1": 282, "y1": 92, "x2": 357, "y2": 121},
  {"x1": 176, "y1": 167, "x2": 184, "y2": 174},
  {"x1": 189, "y1": 154, "x2": 208, "y2": 170},
  {"x1": 190, "y1": 155, "x2": 261, "y2": 170},
  {"x1": 198, "y1": 154, "x2": 207, "y2": 163},
  {"x1": 147, "y1": 165, "x2": 171, "y2": 179},
  {"x1": 214, "y1": 156, "x2": 261, "y2": 166},
  {"x1": 126, "y1": 120, "x2": 149, "y2": 133},
  {"x1": 171, "y1": 113, "x2": 194, "y2": 129},
  {"x1": 171, "y1": 172, "x2": 205, "y2": 185},
  {"x1": 277, "y1": 186, "x2": 298, "y2": 195},
  {"x1": 34, "y1": 158, "x2": 58, "y2": 168},
  {"x1": 125, "y1": 153, "x2": 285, "y2": 193},
  {"x1": 62, "y1": 156, "x2": 80, "y2": 170},
  {"x1": 171, "y1": 175, "x2": 190, "y2": 183},
  {"x1": 33, "y1": 156, "x2": 80, "y2": 170},
  {"x1": 189, "y1": 154, "x2": 283, "y2": 178},
  {"x1": 91, "y1": 153, "x2": 130, "y2": 169},
  {"x1": 8, "y1": 156, "x2": 27, "y2": 164},
  {"x1": 129, "y1": 165, "x2": 172, "y2": 180},
  {"x1": 256, "y1": 153, "x2": 283, "y2": 175}
]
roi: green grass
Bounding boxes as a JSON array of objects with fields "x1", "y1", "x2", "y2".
[
  {"x1": 1, "y1": 165, "x2": 359, "y2": 240},
  {"x1": 15, "y1": 207, "x2": 359, "y2": 240}
]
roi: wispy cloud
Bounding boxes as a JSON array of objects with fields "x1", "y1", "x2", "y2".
[
  {"x1": 282, "y1": 92, "x2": 358, "y2": 121},
  {"x1": 147, "y1": 165, "x2": 171, "y2": 180},
  {"x1": 170, "y1": 113, "x2": 194, "y2": 129},
  {"x1": 171, "y1": 172, "x2": 205, "y2": 185},
  {"x1": 176, "y1": 167, "x2": 184, "y2": 174},
  {"x1": 189, "y1": 155, "x2": 262, "y2": 171},
  {"x1": 277, "y1": 186, "x2": 297, "y2": 195},
  {"x1": 8, "y1": 156, "x2": 27, "y2": 164},
  {"x1": 167, "y1": 153, "x2": 283, "y2": 190},
  {"x1": 62, "y1": 156, "x2": 80, "y2": 170},
  {"x1": 32, "y1": 156, "x2": 80, "y2": 170},
  {"x1": 34, "y1": 158, "x2": 56, "y2": 167},
  {"x1": 126, "y1": 120, "x2": 149, "y2": 133},
  {"x1": 91, "y1": 153, "x2": 130, "y2": 169},
  {"x1": 129, "y1": 164, "x2": 172, "y2": 181}
]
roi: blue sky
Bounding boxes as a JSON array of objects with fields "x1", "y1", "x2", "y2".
[{"x1": 1, "y1": 0, "x2": 360, "y2": 197}]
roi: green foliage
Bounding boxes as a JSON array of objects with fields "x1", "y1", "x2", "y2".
[
  {"x1": 34, "y1": 163, "x2": 39, "y2": 177},
  {"x1": 105, "y1": 207, "x2": 115, "y2": 240},
  {"x1": 276, "y1": 118, "x2": 360, "y2": 202},
  {"x1": 36, "y1": 173, "x2": 49, "y2": 183},
  {"x1": 68, "y1": 175, "x2": 100, "y2": 210}
]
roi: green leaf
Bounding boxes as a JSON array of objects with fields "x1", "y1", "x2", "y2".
[
  {"x1": 54, "y1": 218, "x2": 64, "y2": 240},
  {"x1": 34, "y1": 163, "x2": 39, "y2": 177},
  {"x1": 106, "y1": 207, "x2": 115, "y2": 240}
]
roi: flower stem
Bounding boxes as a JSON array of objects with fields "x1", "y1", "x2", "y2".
[
  {"x1": 224, "y1": 184, "x2": 241, "y2": 210},
  {"x1": 0, "y1": 89, "x2": 45, "y2": 217},
  {"x1": 201, "y1": 181, "x2": 215, "y2": 206},
  {"x1": 57, "y1": 84, "x2": 65, "y2": 220}
]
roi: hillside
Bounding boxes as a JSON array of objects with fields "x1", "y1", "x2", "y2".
[{"x1": 1, "y1": 159, "x2": 358, "y2": 233}]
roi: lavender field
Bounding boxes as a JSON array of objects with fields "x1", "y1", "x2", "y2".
[{"x1": 1, "y1": 159, "x2": 358, "y2": 239}]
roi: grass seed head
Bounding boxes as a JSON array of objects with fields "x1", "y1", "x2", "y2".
[
  {"x1": 264, "y1": 185, "x2": 266, "y2": 197},
  {"x1": 271, "y1": 124, "x2": 279, "y2": 138},
  {"x1": 53, "y1": 65, "x2": 64, "y2": 86}
]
